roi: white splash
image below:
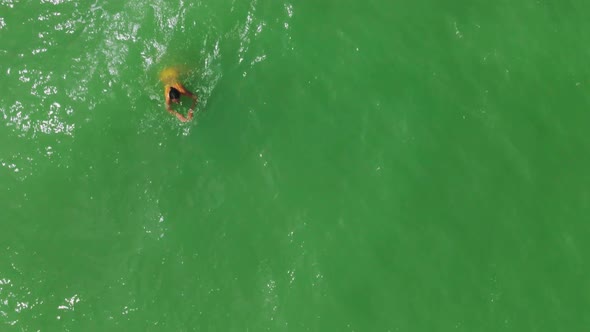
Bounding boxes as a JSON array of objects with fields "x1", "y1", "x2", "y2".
[{"x1": 57, "y1": 294, "x2": 80, "y2": 311}]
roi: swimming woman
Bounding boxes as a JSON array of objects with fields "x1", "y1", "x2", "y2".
[{"x1": 160, "y1": 68, "x2": 198, "y2": 122}]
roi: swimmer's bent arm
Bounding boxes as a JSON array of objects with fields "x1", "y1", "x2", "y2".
[
  {"x1": 164, "y1": 89, "x2": 185, "y2": 121},
  {"x1": 176, "y1": 83, "x2": 198, "y2": 112},
  {"x1": 166, "y1": 104, "x2": 191, "y2": 122}
]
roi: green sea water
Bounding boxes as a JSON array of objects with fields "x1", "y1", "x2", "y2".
[{"x1": 2, "y1": 0, "x2": 590, "y2": 330}]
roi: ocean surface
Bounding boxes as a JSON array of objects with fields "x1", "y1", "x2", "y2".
[{"x1": 2, "y1": 0, "x2": 590, "y2": 331}]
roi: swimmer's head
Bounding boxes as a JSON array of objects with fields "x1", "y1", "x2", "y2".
[{"x1": 169, "y1": 87, "x2": 181, "y2": 103}]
